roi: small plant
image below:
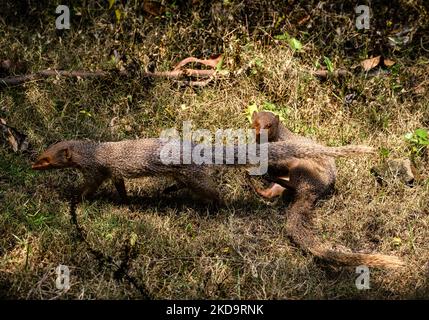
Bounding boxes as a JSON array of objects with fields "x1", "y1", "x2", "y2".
[
  {"x1": 379, "y1": 147, "x2": 390, "y2": 159},
  {"x1": 108, "y1": 0, "x2": 124, "y2": 23},
  {"x1": 79, "y1": 109, "x2": 93, "y2": 118},
  {"x1": 245, "y1": 101, "x2": 289, "y2": 123},
  {"x1": 245, "y1": 103, "x2": 259, "y2": 123},
  {"x1": 323, "y1": 56, "x2": 334, "y2": 73},
  {"x1": 274, "y1": 32, "x2": 302, "y2": 52},
  {"x1": 404, "y1": 128, "x2": 429, "y2": 156}
]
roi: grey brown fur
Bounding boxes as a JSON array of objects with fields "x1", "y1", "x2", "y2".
[
  {"x1": 250, "y1": 111, "x2": 404, "y2": 268},
  {"x1": 32, "y1": 136, "x2": 373, "y2": 205}
]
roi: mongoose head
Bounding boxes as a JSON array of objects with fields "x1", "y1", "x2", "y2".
[
  {"x1": 251, "y1": 111, "x2": 280, "y2": 142},
  {"x1": 32, "y1": 141, "x2": 75, "y2": 170}
]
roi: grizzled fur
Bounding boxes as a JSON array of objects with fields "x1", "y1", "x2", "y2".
[
  {"x1": 32, "y1": 136, "x2": 374, "y2": 205},
  {"x1": 250, "y1": 111, "x2": 404, "y2": 269}
]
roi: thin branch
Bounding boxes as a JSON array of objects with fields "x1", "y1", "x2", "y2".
[
  {"x1": 176, "y1": 77, "x2": 215, "y2": 87},
  {"x1": 143, "y1": 68, "x2": 215, "y2": 78},
  {"x1": 173, "y1": 55, "x2": 222, "y2": 70},
  {"x1": 313, "y1": 69, "x2": 349, "y2": 79},
  {"x1": 0, "y1": 55, "x2": 223, "y2": 88},
  {"x1": 0, "y1": 69, "x2": 113, "y2": 87},
  {"x1": 0, "y1": 67, "x2": 216, "y2": 87}
]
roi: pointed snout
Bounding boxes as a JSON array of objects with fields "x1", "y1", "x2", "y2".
[
  {"x1": 31, "y1": 159, "x2": 50, "y2": 170},
  {"x1": 31, "y1": 162, "x2": 44, "y2": 170}
]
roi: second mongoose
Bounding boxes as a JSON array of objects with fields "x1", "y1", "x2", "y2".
[{"x1": 249, "y1": 111, "x2": 404, "y2": 269}]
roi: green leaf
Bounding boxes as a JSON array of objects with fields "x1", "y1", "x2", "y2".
[
  {"x1": 274, "y1": 33, "x2": 289, "y2": 41},
  {"x1": 215, "y1": 56, "x2": 224, "y2": 71},
  {"x1": 130, "y1": 232, "x2": 138, "y2": 247},
  {"x1": 274, "y1": 32, "x2": 302, "y2": 52},
  {"x1": 415, "y1": 128, "x2": 428, "y2": 140},
  {"x1": 253, "y1": 57, "x2": 263, "y2": 68},
  {"x1": 246, "y1": 103, "x2": 259, "y2": 123},
  {"x1": 392, "y1": 237, "x2": 402, "y2": 247},
  {"x1": 79, "y1": 110, "x2": 92, "y2": 118},
  {"x1": 404, "y1": 128, "x2": 429, "y2": 156},
  {"x1": 262, "y1": 101, "x2": 288, "y2": 121},
  {"x1": 262, "y1": 101, "x2": 277, "y2": 111},
  {"x1": 245, "y1": 102, "x2": 289, "y2": 123},
  {"x1": 324, "y1": 56, "x2": 334, "y2": 73},
  {"x1": 379, "y1": 147, "x2": 390, "y2": 158},
  {"x1": 115, "y1": 9, "x2": 122, "y2": 22},
  {"x1": 108, "y1": 0, "x2": 115, "y2": 9},
  {"x1": 289, "y1": 37, "x2": 302, "y2": 51}
]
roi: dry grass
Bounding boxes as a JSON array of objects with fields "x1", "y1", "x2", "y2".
[{"x1": 0, "y1": 0, "x2": 428, "y2": 299}]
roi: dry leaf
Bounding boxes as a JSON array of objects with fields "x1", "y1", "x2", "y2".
[
  {"x1": 298, "y1": 15, "x2": 310, "y2": 25},
  {"x1": 143, "y1": 1, "x2": 166, "y2": 16},
  {"x1": 0, "y1": 60, "x2": 12, "y2": 71},
  {"x1": 314, "y1": 69, "x2": 348, "y2": 79},
  {"x1": 361, "y1": 56, "x2": 381, "y2": 71},
  {"x1": 0, "y1": 118, "x2": 29, "y2": 152},
  {"x1": 383, "y1": 58, "x2": 396, "y2": 67},
  {"x1": 414, "y1": 85, "x2": 426, "y2": 95}
]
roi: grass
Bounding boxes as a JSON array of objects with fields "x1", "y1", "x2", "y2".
[{"x1": 0, "y1": 0, "x2": 428, "y2": 299}]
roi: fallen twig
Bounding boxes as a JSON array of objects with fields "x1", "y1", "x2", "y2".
[
  {"x1": 313, "y1": 69, "x2": 349, "y2": 79},
  {"x1": 0, "y1": 69, "x2": 114, "y2": 87},
  {"x1": 173, "y1": 55, "x2": 222, "y2": 70},
  {"x1": 0, "y1": 55, "x2": 223, "y2": 88},
  {"x1": 176, "y1": 77, "x2": 215, "y2": 87},
  {"x1": 144, "y1": 68, "x2": 215, "y2": 78}
]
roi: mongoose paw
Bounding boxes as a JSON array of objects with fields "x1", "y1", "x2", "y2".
[{"x1": 162, "y1": 183, "x2": 182, "y2": 194}]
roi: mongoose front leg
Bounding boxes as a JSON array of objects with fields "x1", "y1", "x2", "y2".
[
  {"x1": 179, "y1": 170, "x2": 224, "y2": 207},
  {"x1": 255, "y1": 183, "x2": 286, "y2": 199},
  {"x1": 245, "y1": 171, "x2": 287, "y2": 199},
  {"x1": 81, "y1": 173, "x2": 107, "y2": 200},
  {"x1": 113, "y1": 177, "x2": 129, "y2": 203},
  {"x1": 162, "y1": 181, "x2": 186, "y2": 194}
]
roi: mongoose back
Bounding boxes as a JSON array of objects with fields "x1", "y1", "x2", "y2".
[
  {"x1": 250, "y1": 111, "x2": 404, "y2": 269},
  {"x1": 32, "y1": 137, "x2": 374, "y2": 204}
]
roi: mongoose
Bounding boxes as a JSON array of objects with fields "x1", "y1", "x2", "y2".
[
  {"x1": 249, "y1": 111, "x2": 404, "y2": 269},
  {"x1": 32, "y1": 137, "x2": 373, "y2": 204}
]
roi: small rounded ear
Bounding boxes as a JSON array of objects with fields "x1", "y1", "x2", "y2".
[
  {"x1": 251, "y1": 111, "x2": 258, "y2": 121},
  {"x1": 62, "y1": 148, "x2": 72, "y2": 161},
  {"x1": 275, "y1": 114, "x2": 280, "y2": 121}
]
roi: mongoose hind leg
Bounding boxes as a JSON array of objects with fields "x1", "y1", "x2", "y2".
[
  {"x1": 113, "y1": 177, "x2": 129, "y2": 204},
  {"x1": 179, "y1": 171, "x2": 223, "y2": 207},
  {"x1": 162, "y1": 181, "x2": 186, "y2": 194},
  {"x1": 255, "y1": 183, "x2": 286, "y2": 199},
  {"x1": 81, "y1": 175, "x2": 107, "y2": 200},
  {"x1": 245, "y1": 171, "x2": 289, "y2": 200}
]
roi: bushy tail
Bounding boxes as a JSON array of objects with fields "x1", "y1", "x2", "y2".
[
  {"x1": 269, "y1": 141, "x2": 375, "y2": 160},
  {"x1": 285, "y1": 194, "x2": 404, "y2": 269},
  {"x1": 203, "y1": 141, "x2": 373, "y2": 165}
]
